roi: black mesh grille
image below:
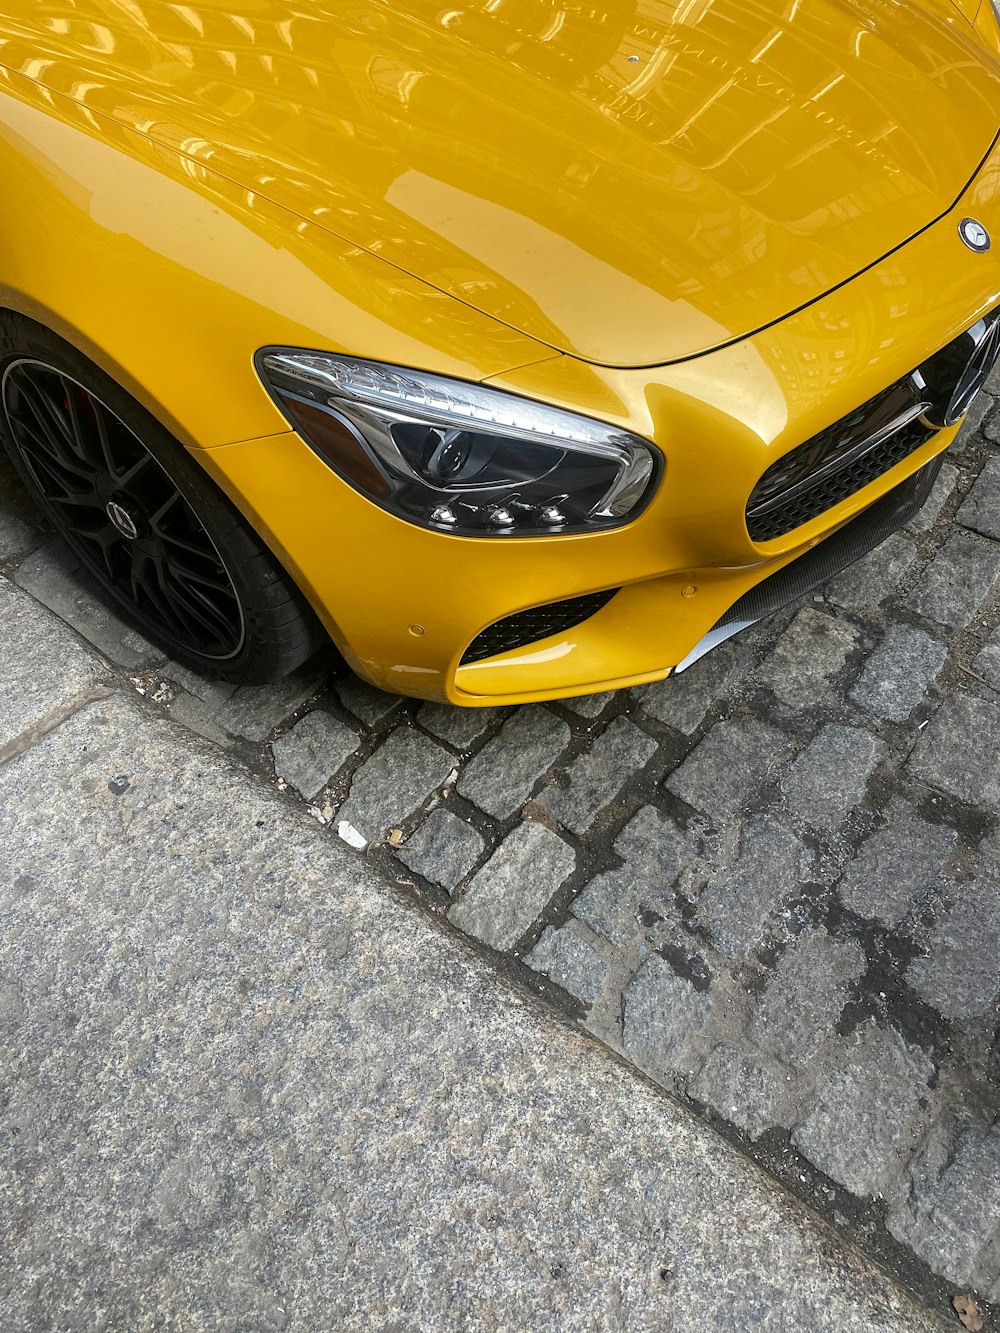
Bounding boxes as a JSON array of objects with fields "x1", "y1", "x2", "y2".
[
  {"x1": 460, "y1": 590, "x2": 618, "y2": 664},
  {"x1": 747, "y1": 416, "x2": 932, "y2": 542},
  {"x1": 746, "y1": 309, "x2": 1000, "y2": 543}
]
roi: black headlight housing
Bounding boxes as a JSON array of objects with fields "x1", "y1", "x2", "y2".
[{"x1": 256, "y1": 349, "x2": 662, "y2": 536}]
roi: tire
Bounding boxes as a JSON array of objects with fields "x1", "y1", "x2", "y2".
[{"x1": 0, "y1": 312, "x2": 322, "y2": 684}]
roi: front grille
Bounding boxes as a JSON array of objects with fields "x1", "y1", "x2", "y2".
[
  {"x1": 460, "y1": 590, "x2": 618, "y2": 665},
  {"x1": 747, "y1": 413, "x2": 933, "y2": 542},
  {"x1": 746, "y1": 307, "x2": 1000, "y2": 542}
]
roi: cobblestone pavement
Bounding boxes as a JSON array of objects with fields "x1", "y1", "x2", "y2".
[{"x1": 3, "y1": 384, "x2": 1000, "y2": 1324}]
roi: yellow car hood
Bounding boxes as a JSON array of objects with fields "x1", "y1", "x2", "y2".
[{"x1": 2, "y1": 0, "x2": 999, "y2": 367}]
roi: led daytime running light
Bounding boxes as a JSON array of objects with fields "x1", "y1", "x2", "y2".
[{"x1": 262, "y1": 352, "x2": 637, "y2": 455}]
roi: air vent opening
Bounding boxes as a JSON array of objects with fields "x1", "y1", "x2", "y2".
[{"x1": 460, "y1": 590, "x2": 618, "y2": 665}]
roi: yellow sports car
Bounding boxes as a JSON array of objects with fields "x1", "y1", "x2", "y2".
[{"x1": 1, "y1": 1, "x2": 999, "y2": 706}]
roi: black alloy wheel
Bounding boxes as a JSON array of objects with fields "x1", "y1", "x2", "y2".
[
  {"x1": 0, "y1": 315, "x2": 321, "y2": 683},
  {"x1": 3, "y1": 358, "x2": 246, "y2": 660}
]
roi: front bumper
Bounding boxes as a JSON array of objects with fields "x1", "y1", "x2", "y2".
[{"x1": 193, "y1": 151, "x2": 1000, "y2": 705}]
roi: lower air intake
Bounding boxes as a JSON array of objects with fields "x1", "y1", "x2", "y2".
[{"x1": 460, "y1": 590, "x2": 618, "y2": 665}]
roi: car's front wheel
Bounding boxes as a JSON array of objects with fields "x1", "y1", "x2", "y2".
[{"x1": 0, "y1": 314, "x2": 320, "y2": 683}]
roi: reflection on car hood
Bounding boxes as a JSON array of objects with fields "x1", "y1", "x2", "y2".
[{"x1": 2, "y1": 0, "x2": 999, "y2": 367}]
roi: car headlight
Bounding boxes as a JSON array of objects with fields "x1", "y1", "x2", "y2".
[{"x1": 256, "y1": 349, "x2": 661, "y2": 535}]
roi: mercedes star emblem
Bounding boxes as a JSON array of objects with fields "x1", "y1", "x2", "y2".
[
  {"x1": 106, "y1": 500, "x2": 141, "y2": 541},
  {"x1": 959, "y1": 217, "x2": 991, "y2": 254}
]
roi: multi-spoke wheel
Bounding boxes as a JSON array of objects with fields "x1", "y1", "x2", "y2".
[{"x1": 0, "y1": 315, "x2": 320, "y2": 682}]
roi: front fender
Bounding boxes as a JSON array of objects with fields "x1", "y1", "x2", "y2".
[{"x1": 0, "y1": 66, "x2": 551, "y2": 451}]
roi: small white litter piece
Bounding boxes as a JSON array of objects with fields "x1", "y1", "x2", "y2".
[{"x1": 337, "y1": 820, "x2": 368, "y2": 850}]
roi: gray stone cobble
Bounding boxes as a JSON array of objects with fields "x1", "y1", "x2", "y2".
[
  {"x1": 416, "y1": 702, "x2": 505, "y2": 751},
  {"x1": 955, "y1": 455, "x2": 1000, "y2": 541},
  {"x1": 572, "y1": 866, "x2": 650, "y2": 945},
  {"x1": 792, "y1": 1024, "x2": 935, "y2": 1197},
  {"x1": 751, "y1": 929, "x2": 866, "y2": 1066},
  {"x1": 525, "y1": 925, "x2": 608, "y2": 1005},
  {"x1": 824, "y1": 533, "x2": 918, "y2": 613},
  {"x1": 397, "y1": 808, "x2": 485, "y2": 892},
  {"x1": 780, "y1": 724, "x2": 883, "y2": 833},
  {"x1": 164, "y1": 661, "x2": 237, "y2": 708},
  {"x1": 562, "y1": 691, "x2": 614, "y2": 718},
  {"x1": 337, "y1": 726, "x2": 455, "y2": 841},
  {"x1": 973, "y1": 627, "x2": 1000, "y2": 688},
  {"x1": 622, "y1": 954, "x2": 714, "y2": 1079},
  {"x1": 214, "y1": 666, "x2": 325, "y2": 742},
  {"x1": 458, "y1": 707, "x2": 571, "y2": 820},
  {"x1": 907, "y1": 460, "x2": 958, "y2": 530},
  {"x1": 849, "y1": 624, "x2": 946, "y2": 722},
  {"x1": 952, "y1": 390, "x2": 994, "y2": 453},
  {"x1": 540, "y1": 716, "x2": 657, "y2": 834},
  {"x1": 690, "y1": 1046, "x2": 791, "y2": 1141},
  {"x1": 756, "y1": 608, "x2": 859, "y2": 709},
  {"x1": 888, "y1": 1119, "x2": 1000, "y2": 1301},
  {"x1": 612, "y1": 800, "x2": 706, "y2": 881},
  {"x1": 271, "y1": 709, "x2": 359, "y2": 799},
  {"x1": 637, "y1": 638, "x2": 745, "y2": 734},
  {"x1": 335, "y1": 674, "x2": 403, "y2": 727},
  {"x1": 837, "y1": 810, "x2": 956, "y2": 929},
  {"x1": 165, "y1": 693, "x2": 234, "y2": 747},
  {"x1": 983, "y1": 388, "x2": 1000, "y2": 433},
  {"x1": 908, "y1": 693, "x2": 1000, "y2": 809},
  {"x1": 666, "y1": 718, "x2": 791, "y2": 818},
  {"x1": 697, "y1": 816, "x2": 812, "y2": 959},
  {"x1": 905, "y1": 532, "x2": 1000, "y2": 629},
  {"x1": 570, "y1": 804, "x2": 693, "y2": 945},
  {"x1": 449, "y1": 820, "x2": 574, "y2": 950},
  {"x1": 907, "y1": 880, "x2": 1000, "y2": 1019}
]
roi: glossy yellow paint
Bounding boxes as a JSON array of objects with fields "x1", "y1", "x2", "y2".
[
  {"x1": 0, "y1": 0, "x2": 997, "y2": 368},
  {"x1": 973, "y1": 0, "x2": 1000, "y2": 54},
  {"x1": 0, "y1": 1, "x2": 997, "y2": 702},
  {"x1": 0, "y1": 64, "x2": 550, "y2": 449}
]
